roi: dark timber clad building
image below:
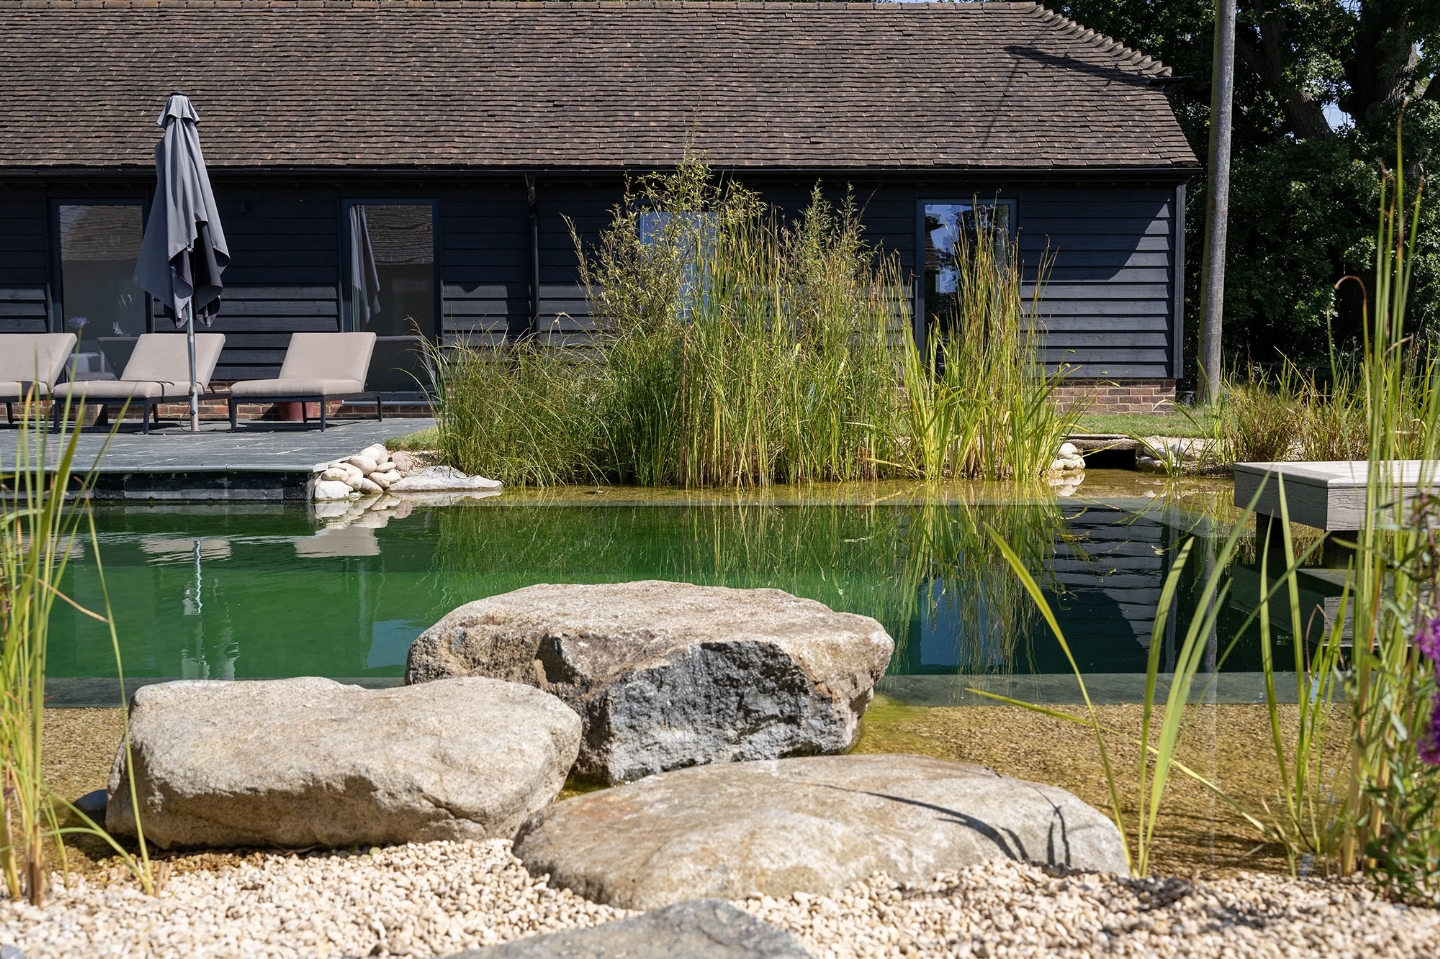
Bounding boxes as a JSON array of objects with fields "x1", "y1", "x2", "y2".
[{"x1": 0, "y1": 0, "x2": 1199, "y2": 411}]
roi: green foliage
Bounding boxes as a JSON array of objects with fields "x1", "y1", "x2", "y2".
[
  {"x1": 893, "y1": 217, "x2": 1080, "y2": 480},
  {"x1": 1218, "y1": 374, "x2": 1306, "y2": 463},
  {"x1": 431, "y1": 342, "x2": 603, "y2": 488},
  {"x1": 436, "y1": 157, "x2": 1076, "y2": 487},
  {"x1": 991, "y1": 132, "x2": 1440, "y2": 891},
  {"x1": 581, "y1": 162, "x2": 902, "y2": 486},
  {"x1": 1061, "y1": 1, "x2": 1440, "y2": 371},
  {"x1": 1, "y1": 398, "x2": 154, "y2": 904},
  {"x1": 1342, "y1": 149, "x2": 1440, "y2": 900}
]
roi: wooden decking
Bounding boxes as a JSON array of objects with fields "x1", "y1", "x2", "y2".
[{"x1": 1233, "y1": 460, "x2": 1434, "y2": 531}]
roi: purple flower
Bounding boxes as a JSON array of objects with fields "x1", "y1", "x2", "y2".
[
  {"x1": 1418, "y1": 616, "x2": 1440, "y2": 663},
  {"x1": 1421, "y1": 692, "x2": 1440, "y2": 767}
]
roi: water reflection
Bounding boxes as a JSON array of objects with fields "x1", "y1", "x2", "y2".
[{"x1": 47, "y1": 479, "x2": 1310, "y2": 686}]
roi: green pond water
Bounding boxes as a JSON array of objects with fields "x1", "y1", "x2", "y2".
[{"x1": 45, "y1": 474, "x2": 1340, "y2": 698}]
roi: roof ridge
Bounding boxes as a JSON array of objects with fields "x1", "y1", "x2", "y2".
[{"x1": 1028, "y1": 3, "x2": 1172, "y2": 78}]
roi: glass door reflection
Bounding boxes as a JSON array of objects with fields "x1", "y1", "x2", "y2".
[{"x1": 57, "y1": 203, "x2": 146, "y2": 378}]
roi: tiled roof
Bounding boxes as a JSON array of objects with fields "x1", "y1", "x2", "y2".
[{"x1": 0, "y1": 1, "x2": 1198, "y2": 172}]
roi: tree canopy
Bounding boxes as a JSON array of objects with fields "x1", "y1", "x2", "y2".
[{"x1": 1060, "y1": 0, "x2": 1440, "y2": 373}]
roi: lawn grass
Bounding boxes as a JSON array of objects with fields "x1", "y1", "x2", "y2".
[
  {"x1": 385, "y1": 427, "x2": 440, "y2": 451},
  {"x1": 1075, "y1": 410, "x2": 1217, "y2": 438}
]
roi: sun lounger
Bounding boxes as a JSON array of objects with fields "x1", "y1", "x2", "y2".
[
  {"x1": 227, "y1": 331, "x2": 380, "y2": 431},
  {"x1": 1, "y1": 333, "x2": 77, "y2": 424},
  {"x1": 58, "y1": 333, "x2": 227, "y2": 433}
]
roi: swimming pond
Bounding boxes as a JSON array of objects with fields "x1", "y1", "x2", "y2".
[{"x1": 46, "y1": 476, "x2": 1340, "y2": 703}]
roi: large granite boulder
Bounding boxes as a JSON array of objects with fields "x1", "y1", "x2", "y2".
[
  {"x1": 106, "y1": 677, "x2": 580, "y2": 849},
  {"x1": 445, "y1": 900, "x2": 811, "y2": 958},
  {"x1": 405, "y1": 581, "x2": 894, "y2": 784},
  {"x1": 513, "y1": 754, "x2": 1129, "y2": 909}
]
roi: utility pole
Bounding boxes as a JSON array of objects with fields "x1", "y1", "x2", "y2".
[{"x1": 1197, "y1": 0, "x2": 1236, "y2": 405}]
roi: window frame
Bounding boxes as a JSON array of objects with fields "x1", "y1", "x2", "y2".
[
  {"x1": 339, "y1": 197, "x2": 441, "y2": 339},
  {"x1": 913, "y1": 197, "x2": 1018, "y2": 345}
]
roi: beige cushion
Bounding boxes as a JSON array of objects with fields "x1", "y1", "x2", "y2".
[
  {"x1": 229, "y1": 377, "x2": 366, "y2": 399},
  {"x1": 279, "y1": 332, "x2": 376, "y2": 385},
  {"x1": 0, "y1": 380, "x2": 44, "y2": 401},
  {"x1": 120, "y1": 333, "x2": 227, "y2": 390},
  {"x1": 62, "y1": 380, "x2": 170, "y2": 400},
  {"x1": 228, "y1": 332, "x2": 376, "y2": 399},
  {"x1": 0, "y1": 334, "x2": 77, "y2": 389}
]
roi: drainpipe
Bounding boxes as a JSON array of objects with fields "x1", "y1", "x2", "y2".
[{"x1": 525, "y1": 174, "x2": 540, "y2": 337}]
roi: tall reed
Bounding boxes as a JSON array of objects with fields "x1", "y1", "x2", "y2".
[
  {"x1": 984, "y1": 118, "x2": 1440, "y2": 888},
  {"x1": 894, "y1": 212, "x2": 1079, "y2": 480},
  {"x1": 1, "y1": 396, "x2": 154, "y2": 903},
  {"x1": 584, "y1": 167, "x2": 904, "y2": 487},
  {"x1": 1339, "y1": 132, "x2": 1440, "y2": 898},
  {"x1": 431, "y1": 156, "x2": 1078, "y2": 488}
]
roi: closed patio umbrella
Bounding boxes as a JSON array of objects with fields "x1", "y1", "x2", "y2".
[
  {"x1": 348, "y1": 205, "x2": 381, "y2": 326},
  {"x1": 133, "y1": 92, "x2": 229, "y2": 432}
]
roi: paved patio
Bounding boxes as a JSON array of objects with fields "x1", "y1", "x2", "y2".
[{"x1": 0, "y1": 417, "x2": 435, "y2": 475}]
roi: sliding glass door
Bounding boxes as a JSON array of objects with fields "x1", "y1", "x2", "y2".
[
  {"x1": 54, "y1": 202, "x2": 147, "y2": 376},
  {"x1": 343, "y1": 201, "x2": 437, "y2": 338}
]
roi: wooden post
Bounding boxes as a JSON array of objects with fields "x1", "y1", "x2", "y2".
[{"x1": 1197, "y1": 0, "x2": 1236, "y2": 405}]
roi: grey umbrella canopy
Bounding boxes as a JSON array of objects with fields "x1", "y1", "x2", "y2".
[{"x1": 133, "y1": 93, "x2": 229, "y2": 431}]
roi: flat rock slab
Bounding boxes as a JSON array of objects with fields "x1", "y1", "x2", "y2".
[
  {"x1": 406, "y1": 581, "x2": 894, "y2": 784},
  {"x1": 514, "y1": 754, "x2": 1128, "y2": 910},
  {"x1": 107, "y1": 677, "x2": 580, "y2": 849},
  {"x1": 446, "y1": 900, "x2": 811, "y2": 958},
  {"x1": 389, "y1": 465, "x2": 502, "y2": 492}
]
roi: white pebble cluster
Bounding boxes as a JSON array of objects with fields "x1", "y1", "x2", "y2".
[
  {"x1": 1136, "y1": 437, "x2": 1211, "y2": 473},
  {"x1": 1044, "y1": 442, "x2": 1086, "y2": 496},
  {"x1": 741, "y1": 858, "x2": 1440, "y2": 958},
  {"x1": 1049, "y1": 441, "x2": 1087, "y2": 473},
  {"x1": 313, "y1": 444, "x2": 415, "y2": 501},
  {"x1": 3, "y1": 843, "x2": 1437, "y2": 958}
]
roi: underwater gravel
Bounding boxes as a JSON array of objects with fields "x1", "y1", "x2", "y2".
[{"x1": 1, "y1": 841, "x2": 1437, "y2": 958}]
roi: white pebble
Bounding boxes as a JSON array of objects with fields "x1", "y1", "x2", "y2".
[{"x1": 312, "y1": 480, "x2": 356, "y2": 502}]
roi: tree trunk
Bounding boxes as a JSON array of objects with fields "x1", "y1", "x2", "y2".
[{"x1": 1236, "y1": 2, "x2": 1334, "y2": 141}]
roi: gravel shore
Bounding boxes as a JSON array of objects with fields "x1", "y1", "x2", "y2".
[{"x1": 1, "y1": 840, "x2": 1436, "y2": 959}]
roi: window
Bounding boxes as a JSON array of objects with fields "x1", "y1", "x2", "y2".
[
  {"x1": 638, "y1": 210, "x2": 717, "y2": 319},
  {"x1": 345, "y1": 202, "x2": 436, "y2": 337},
  {"x1": 55, "y1": 203, "x2": 147, "y2": 375},
  {"x1": 918, "y1": 199, "x2": 1015, "y2": 340}
]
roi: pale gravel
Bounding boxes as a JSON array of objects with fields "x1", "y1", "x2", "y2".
[{"x1": 1, "y1": 840, "x2": 1437, "y2": 959}]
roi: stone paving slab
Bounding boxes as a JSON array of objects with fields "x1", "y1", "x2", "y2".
[{"x1": 0, "y1": 418, "x2": 435, "y2": 474}]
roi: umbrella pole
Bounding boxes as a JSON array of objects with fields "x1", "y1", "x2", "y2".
[{"x1": 187, "y1": 311, "x2": 199, "y2": 432}]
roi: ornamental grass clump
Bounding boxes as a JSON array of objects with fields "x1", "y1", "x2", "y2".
[
  {"x1": 580, "y1": 162, "x2": 904, "y2": 486},
  {"x1": 1, "y1": 396, "x2": 154, "y2": 903},
  {"x1": 430, "y1": 341, "x2": 602, "y2": 488},
  {"x1": 893, "y1": 212, "x2": 1079, "y2": 480},
  {"x1": 433, "y1": 155, "x2": 1078, "y2": 487}
]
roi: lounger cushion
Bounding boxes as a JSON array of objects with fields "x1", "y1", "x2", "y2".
[
  {"x1": 280, "y1": 332, "x2": 375, "y2": 384},
  {"x1": 120, "y1": 333, "x2": 227, "y2": 391},
  {"x1": 0, "y1": 334, "x2": 77, "y2": 390},
  {"x1": 0, "y1": 380, "x2": 52, "y2": 401},
  {"x1": 229, "y1": 377, "x2": 367, "y2": 398},
  {"x1": 62, "y1": 380, "x2": 172, "y2": 400}
]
